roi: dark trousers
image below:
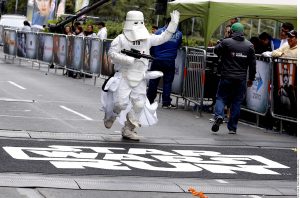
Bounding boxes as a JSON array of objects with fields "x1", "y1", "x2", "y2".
[
  {"x1": 147, "y1": 59, "x2": 175, "y2": 105},
  {"x1": 214, "y1": 78, "x2": 247, "y2": 131}
]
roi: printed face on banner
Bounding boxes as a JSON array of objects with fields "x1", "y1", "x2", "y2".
[
  {"x1": 274, "y1": 63, "x2": 297, "y2": 118},
  {"x1": 32, "y1": 0, "x2": 55, "y2": 26}
]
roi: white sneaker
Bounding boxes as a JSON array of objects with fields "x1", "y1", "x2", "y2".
[
  {"x1": 122, "y1": 128, "x2": 140, "y2": 141},
  {"x1": 103, "y1": 116, "x2": 116, "y2": 129}
]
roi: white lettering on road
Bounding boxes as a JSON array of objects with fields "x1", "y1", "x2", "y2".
[
  {"x1": 8, "y1": 81, "x2": 26, "y2": 90},
  {"x1": 60, "y1": 105, "x2": 93, "y2": 121},
  {"x1": 3, "y1": 145, "x2": 290, "y2": 175}
]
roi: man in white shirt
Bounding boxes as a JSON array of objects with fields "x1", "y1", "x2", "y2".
[
  {"x1": 97, "y1": 22, "x2": 107, "y2": 40},
  {"x1": 279, "y1": 22, "x2": 294, "y2": 48}
]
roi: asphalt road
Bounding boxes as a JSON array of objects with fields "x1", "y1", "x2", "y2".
[{"x1": 0, "y1": 56, "x2": 297, "y2": 198}]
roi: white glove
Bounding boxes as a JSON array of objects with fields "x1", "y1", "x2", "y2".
[
  {"x1": 170, "y1": 10, "x2": 180, "y2": 24},
  {"x1": 167, "y1": 10, "x2": 180, "y2": 33},
  {"x1": 262, "y1": 51, "x2": 272, "y2": 57}
]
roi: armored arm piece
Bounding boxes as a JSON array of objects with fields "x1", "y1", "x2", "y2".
[{"x1": 121, "y1": 49, "x2": 154, "y2": 60}]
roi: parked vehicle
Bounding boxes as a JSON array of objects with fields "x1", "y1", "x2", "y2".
[{"x1": 0, "y1": 14, "x2": 27, "y2": 30}]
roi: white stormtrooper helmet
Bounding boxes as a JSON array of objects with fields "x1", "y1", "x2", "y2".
[{"x1": 123, "y1": 10, "x2": 150, "y2": 41}]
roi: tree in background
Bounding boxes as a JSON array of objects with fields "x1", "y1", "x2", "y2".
[{"x1": 5, "y1": 0, "x2": 27, "y2": 15}]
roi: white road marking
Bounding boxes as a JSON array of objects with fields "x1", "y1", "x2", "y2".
[
  {"x1": 8, "y1": 110, "x2": 31, "y2": 112},
  {"x1": 242, "y1": 196, "x2": 262, "y2": 198},
  {"x1": 0, "y1": 98, "x2": 34, "y2": 103},
  {"x1": 8, "y1": 81, "x2": 26, "y2": 90},
  {"x1": 0, "y1": 114, "x2": 97, "y2": 121},
  {"x1": 60, "y1": 105, "x2": 93, "y2": 121},
  {"x1": 215, "y1": 179, "x2": 228, "y2": 184}
]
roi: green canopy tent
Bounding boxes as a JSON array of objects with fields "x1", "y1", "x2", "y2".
[{"x1": 168, "y1": 0, "x2": 297, "y2": 47}]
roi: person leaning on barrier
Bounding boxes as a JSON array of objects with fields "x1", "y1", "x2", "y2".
[
  {"x1": 211, "y1": 22, "x2": 256, "y2": 134},
  {"x1": 97, "y1": 21, "x2": 107, "y2": 40},
  {"x1": 22, "y1": 21, "x2": 31, "y2": 32},
  {"x1": 101, "y1": 10, "x2": 180, "y2": 141},
  {"x1": 271, "y1": 30, "x2": 297, "y2": 58}
]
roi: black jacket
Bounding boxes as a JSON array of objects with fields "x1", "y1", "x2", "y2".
[{"x1": 214, "y1": 32, "x2": 256, "y2": 81}]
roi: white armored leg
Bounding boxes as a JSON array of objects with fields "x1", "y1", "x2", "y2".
[{"x1": 121, "y1": 120, "x2": 140, "y2": 141}]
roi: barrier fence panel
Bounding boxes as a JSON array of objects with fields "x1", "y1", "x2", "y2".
[
  {"x1": 72, "y1": 36, "x2": 84, "y2": 71},
  {"x1": 66, "y1": 36, "x2": 73, "y2": 69},
  {"x1": 16, "y1": 31, "x2": 27, "y2": 58},
  {"x1": 182, "y1": 47, "x2": 206, "y2": 113},
  {"x1": 16, "y1": 31, "x2": 38, "y2": 60},
  {"x1": 100, "y1": 39, "x2": 114, "y2": 77},
  {"x1": 37, "y1": 33, "x2": 53, "y2": 64},
  {"x1": 83, "y1": 37, "x2": 101, "y2": 75},
  {"x1": 271, "y1": 58, "x2": 297, "y2": 122},
  {"x1": 53, "y1": 34, "x2": 67, "y2": 67},
  {"x1": 0, "y1": 26, "x2": 4, "y2": 45},
  {"x1": 242, "y1": 56, "x2": 272, "y2": 115},
  {"x1": 3, "y1": 28, "x2": 17, "y2": 57},
  {"x1": 156, "y1": 48, "x2": 185, "y2": 95}
]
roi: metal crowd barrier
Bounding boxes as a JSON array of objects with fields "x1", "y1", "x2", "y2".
[
  {"x1": 1, "y1": 26, "x2": 112, "y2": 85},
  {"x1": 0, "y1": 25, "x2": 297, "y2": 127},
  {"x1": 182, "y1": 47, "x2": 206, "y2": 115}
]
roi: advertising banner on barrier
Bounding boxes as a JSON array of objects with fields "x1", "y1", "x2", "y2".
[
  {"x1": 83, "y1": 37, "x2": 92, "y2": 73},
  {"x1": 17, "y1": 32, "x2": 27, "y2": 58},
  {"x1": 156, "y1": 48, "x2": 185, "y2": 95},
  {"x1": 17, "y1": 32, "x2": 37, "y2": 59},
  {"x1": 101, "y1": 39, "x2": 114, "y2": 76},
  {"x1": 83, "y1": 37, "x2": 101, "y2": 74},
  {"x1": 37, "y1": 34, "x2": 53, "y2": 63},
  {"x1": 26, "y1": 32, "x2": 38, "y2": 59},
  {"x1": 3, "y1": 29, "x2": 17, "y2": 56},
  {"x1": 0, "y1": 26, "x2": 4, "y2": 45},
  {"x1": 172, "y1": 49, "x2": 185, "y2": 94},
  {"x1": 245, "y1": 60, "x2": 271, "y2": 114},
  {"x1": 53, "y1": 34, "x2": 67, "y2": 66},
  {"x1": 272, "y1": 62, "x2": 297, "y2": 119},
  {"x1": 72, "y1": 37, "x2": 84, "y2": 70},
  {"x1": 32, "y1": 0, "x2": 56, "y2": 27},
  {"x1": 66, "y1": 36, "x2": 73, "y2": 68}
]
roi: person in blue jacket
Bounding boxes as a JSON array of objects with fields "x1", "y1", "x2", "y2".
[{"x1": 147, "y1": 18, "x2": 182, "y2": 109}]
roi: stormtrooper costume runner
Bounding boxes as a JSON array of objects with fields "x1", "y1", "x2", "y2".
[{"x1": 101, "y1": 10, "x2": 180, "y2": 141}]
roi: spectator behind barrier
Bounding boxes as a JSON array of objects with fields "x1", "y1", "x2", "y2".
[
  {"x1": 85, "y1": 25, "x2": 96, "y2": 37},
  {"x1": 271, "y1": 30, "x2": 297, "y2": 58},
  {"x1": 255, "y1": 32, "x2": 273, "y2": 54},
  {"x1": 22, "y1": 20, "x2": 31, "y2": 32},
  {"x1": 97, "y1": 22, "x2": 107, "y2": 40},
  {"x1": 64, "y1": 25, "x2": 73, "y2": 35},
  {"x1": 279, "y1": 22, "x2": 294, "y2": 48}
]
